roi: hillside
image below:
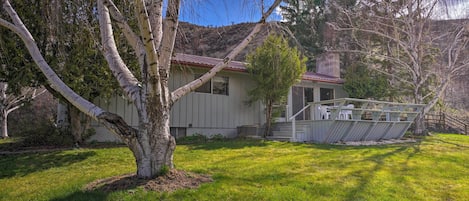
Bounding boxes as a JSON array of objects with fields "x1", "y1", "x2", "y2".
[
  {"x1": 174, "y1": 21, "x2": 281, "y2": 61},
  {"x1": 174, "y1": 20, "x2": 469, "y2": 112}
]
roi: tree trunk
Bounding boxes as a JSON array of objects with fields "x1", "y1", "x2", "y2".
[
  {"x1": 129, "y1": 106, "x2": 175, "y2": 178},
  {"x1": 0, "y1": 82, "x2": 7, "y2": 138},
  {"x1": 264, "y1": 100, "x2": 273, "y2": 138},
  {"x1": 413, "y1": 111, "x2": 427, "y2": 135},
  {"x1": 1, "y1": 0, "x2": 281, "y2": 179},
  {"x1": 0, "y1": 110, "x2": 8, "y2": 138},
  {"x1": 69, "y1": 105, "x2": 91, "y2": 145}
]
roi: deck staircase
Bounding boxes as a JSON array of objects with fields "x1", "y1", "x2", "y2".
[
  {"x1": 264, "y1": 98, "x2": 425, "y2": 143},
  {"x1": 269, "y1": 121, "x2": 312, "y2": 141}
]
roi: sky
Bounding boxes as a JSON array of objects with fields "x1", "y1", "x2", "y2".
[
  {"x1": 178, "y1": 0, "x2": 284, "y2": 26},
  {"x1": 435, "y1": 1, "x2": 469, "y2": 19},
  {"x1": 177, "y1": 0, "x2": 468, "y2": 26}
]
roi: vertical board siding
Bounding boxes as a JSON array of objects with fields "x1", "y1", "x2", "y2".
[
  {"x1": 169, "y1": 68, "x2": 261, "y2": 129},
  {"x1": 311, "y1": 121, "x2": 332, "y2": 142},
  {"x1": 364, "y1": 122, "x2": 392, "y2": 141},
  {"x1": 280, "y1": 119, "x2": 414, "y2": 144},
  {"x1": 383, "y1": 122, "x2": 410, "y2": 139},
  {"x1": 342, "y1": 121, "x2": 370, "y2": 141},
  {"x1": 91, "y1": 67, "x2": 262, "y2": 134}
]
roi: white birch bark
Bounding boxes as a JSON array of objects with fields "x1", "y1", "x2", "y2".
[
  {"x1": 1, "y1": 0, "x2": 283, "y2": 178},
  {"x1": 171, "y1": 0, "x2": 283, "y2": 103},
  {"x1": 1, "y1": 0, "x2": 138, "y2": 142},
  {"x1": 0, "y1": 82, "x2": 8, "y2": 138},
  {"x1": 0, "y1": 81, "x2": 46, "y2": 138},
  {"x1": 330, "y1": 0, "x2": 469, "y2": 134}
]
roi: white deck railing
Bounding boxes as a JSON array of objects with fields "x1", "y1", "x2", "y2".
[
  {"x1": 286, "y1": 98, "x2": 425, "y2": 142},
  {"x1": 310, "y1": 98, "x2": 423, "y2": 121},
  {"x1": 289, "y1": 104, "x2": 311, "y2": 141}
]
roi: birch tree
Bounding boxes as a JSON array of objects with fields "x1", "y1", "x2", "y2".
[
  {"x1": 0, "y1": 10, "x2": 46, "y2": 138},
  {"x1": 0, "y1": 82, "x2": 44, "y2": 138},
  {"x1": 329, "y1": 0, "x2": 469, "y2": 135},
  {"x1": 0, "y1": 0, "x2": 282, "y2": 178},
  {"x1": 44, "y1": 0, "x2": 120, "y2": 144}
]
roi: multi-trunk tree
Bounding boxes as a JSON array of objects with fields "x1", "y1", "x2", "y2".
[
  {"x1": 0, "y1": 0, "x2": 282, "y2": 178},
  {"x1": 329, "y1": 0, "x2": 469, "y2": 134}
]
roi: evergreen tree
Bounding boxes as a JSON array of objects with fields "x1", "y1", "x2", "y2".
[
  {"x1": 343, "y1": 62, "x2": 392, "y2": 100},
  {"x1": 280, "y1": 0, "x2": 356, "y2": 70},
  {"x1": 246, "y1": 34, "x2": 306, "y2": 137}
]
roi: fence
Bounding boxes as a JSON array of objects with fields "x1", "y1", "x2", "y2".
[{"x1": 425, "y1": 112, "x2": 468, "y2": 135}]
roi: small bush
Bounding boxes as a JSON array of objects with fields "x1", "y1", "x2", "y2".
[
  {"x1": 176, "y1": 134, "x2": 207, "y2": 144},
  {"x1": 20, "y1": 123, "x2": 74, "y2": 147},
  {"x1": 209, "y1": 134, "x2": 225, "y2": 141}
]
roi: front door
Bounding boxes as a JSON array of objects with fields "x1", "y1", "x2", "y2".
[{"x1": 292, "y1": 86, "x2": 314, "y2": 120}]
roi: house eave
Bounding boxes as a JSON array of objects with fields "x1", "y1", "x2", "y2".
[{"x1": 171, "y1": 53, "x2": 344, "y2": 84}]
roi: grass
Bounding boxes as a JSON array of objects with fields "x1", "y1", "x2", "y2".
[{"x1": 1, "y1": 133, "x2": 469, "y2": 201}]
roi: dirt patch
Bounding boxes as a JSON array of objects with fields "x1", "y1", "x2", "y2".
[{"x1": 84, "y1": 169, "x2": 213, "y2": 193}]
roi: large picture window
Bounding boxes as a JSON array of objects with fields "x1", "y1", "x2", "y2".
[{"x1": 194, "y1": 74, "x2": 229, "y2": 95}]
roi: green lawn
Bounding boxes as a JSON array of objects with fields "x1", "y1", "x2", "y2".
[{"x1": 1, "y1": 134, "x2": 468, "y2": 201}]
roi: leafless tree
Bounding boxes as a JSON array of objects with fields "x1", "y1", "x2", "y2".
[
  {"x1": 0, "y1": 82, "x2": 45, "y2": 138},
  {"x1": 329, "y1": 0, "x2": 469, "y2": 134}
]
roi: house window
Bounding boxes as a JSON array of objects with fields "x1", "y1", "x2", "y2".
[
  {"x1": 194, "y1": 74, "x2": 229, "y2": 95},
  {"x1": 320, "y1": 88, "x2": 334, "y2": 101},
  {"x1": 212, "y1": 76, "x2": 229, "y2": 95},
  {"x1": 194, "y1": 74, "x2": 211, "y2": 93},
  {"x1": 304, "y1": 88, "x2": 314, "y2": 103}
]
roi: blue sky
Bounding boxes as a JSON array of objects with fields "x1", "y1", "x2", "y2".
[
  {"x1": 176, "y1": 0, "x2": 468, "y2": 26},
  {"x1": 178, "y1": 0, "x2": 283, "y2": 26}
]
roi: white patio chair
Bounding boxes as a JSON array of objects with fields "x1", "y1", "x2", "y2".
[
  {"x1": 339, "y1": 104, "x2": 354, "y2": 120},
  {"x1": 318, "y1": 105, "x2": 330, "y2": 120}
]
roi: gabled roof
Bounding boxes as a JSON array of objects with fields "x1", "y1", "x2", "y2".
[{"x1": 172, "y1": 53, "x2": 344, "y2": 84}]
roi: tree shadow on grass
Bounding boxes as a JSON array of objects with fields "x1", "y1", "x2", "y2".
[
  {"x1": 51, "y1": 170, "x2": 213, "y2": 201},
  {"x1": 285, "y1": 139, "x2": 423, "y2": 200},
  {"x1": 50, "y1": 191, "x2": 108, "y2": 201},
  {"x1": 50, "y1": 174, "x2": 146, "y2": 201},
  {"x1": 431, "y1": 138, "x2": 469, "y2": 149},
  {"x1": 0, "y1": 150, "x2": 96, "y2": 179},
  {"x1": 181, "y1": 138, "x2": 269, "y2": 150},
  {"x1": 0, "y1": 137, "x2": 26, "y2": 151},
  {"x1": 342, "y1": 143, "x2": 422, "y2": 200}
]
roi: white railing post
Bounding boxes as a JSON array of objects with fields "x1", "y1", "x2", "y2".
[
  {"x1": 292, "y1": 118, "x2": 296, "y2": 142},
  {"x1": 289, "y1": 104, "x2": 311, "y2": 142}
]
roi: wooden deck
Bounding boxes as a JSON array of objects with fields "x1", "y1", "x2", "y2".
[{"x1": 272, "y1": 98, "x2": 425, "y2": 143}]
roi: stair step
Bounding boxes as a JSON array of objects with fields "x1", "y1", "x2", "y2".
[
  {"x1": 272, "y1": 131, "x2": 293, "y2": 137},
  {"x1": 272, "y1": 130, "x2": 305, "y2": 137},
  {"x1": 244, "y1": 135, "x2": 263, "y2": 139},
  {"x1": 276, "y1": 126, "x2": 293, "y2": 131},
  {"x1": 266, "y1": 136, "x2": 291, "y2": 142}
]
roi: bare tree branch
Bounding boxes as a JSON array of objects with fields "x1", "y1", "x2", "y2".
[
  {"x1": 171, "y1": 0, "x2": 283, "y2": 103},
  {"x1": 2, "y1": 0, "x2": 138, "y2": 142},
  {"x1": 97, "y1": 0, "x2": 142, "y2": 103}
]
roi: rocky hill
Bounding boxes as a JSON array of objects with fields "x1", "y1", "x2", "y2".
[{"x1": 174, "y1": 21, "x2": 282, "y2": 61}]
